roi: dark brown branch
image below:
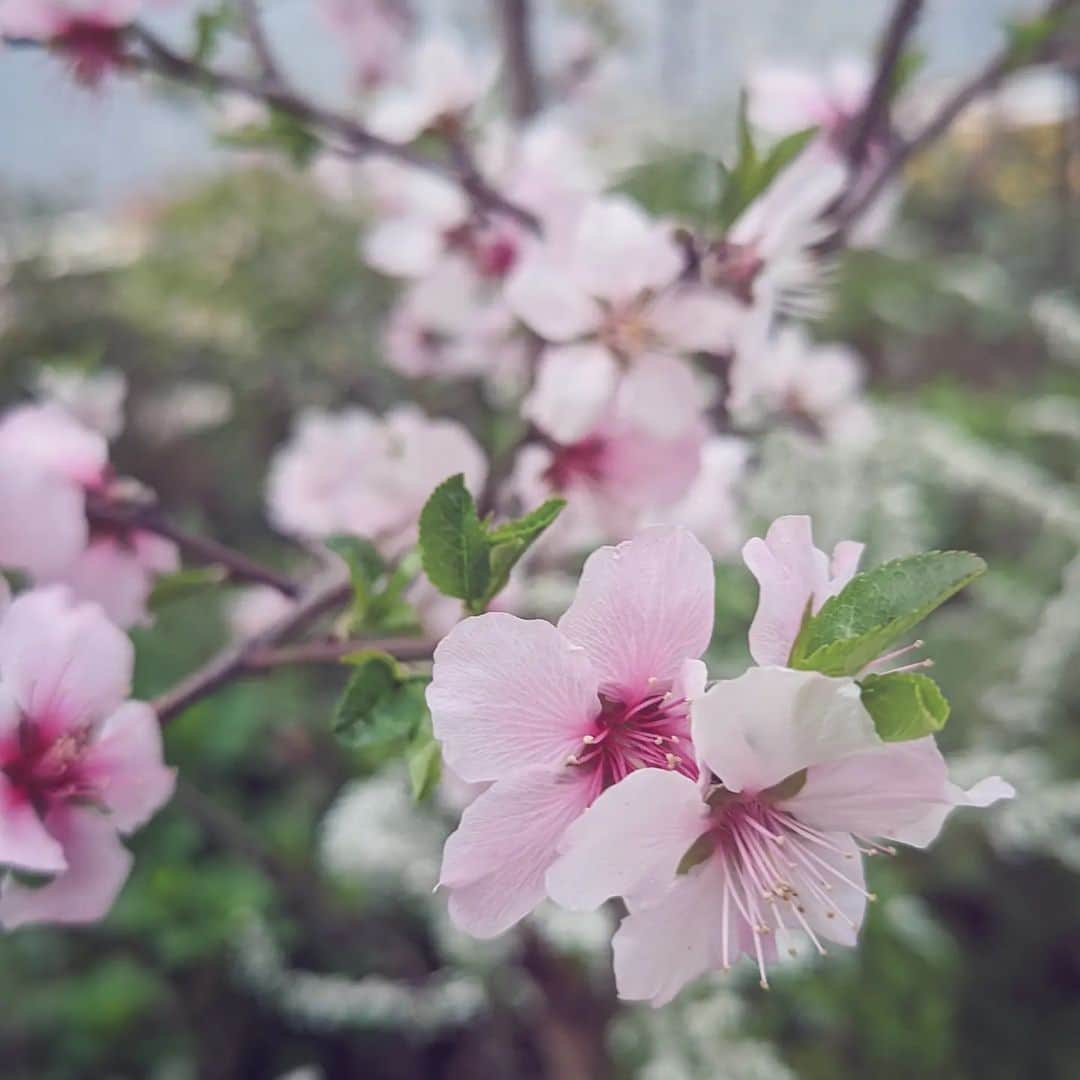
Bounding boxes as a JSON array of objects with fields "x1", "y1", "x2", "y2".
[
  {"x1": 236, "y1": 0, "x2": 284, "y2": 87},
  {"x1": 244, "y1": 636, "x2": 435, "y2": 669},
  {"x1": 127, "y1": 24, "x2": 541, "y2": 232},
  {"x1": 152, "y1": 572, "x2": 352, "y2": 723},
  {"x1": 843, "y1": 0, "x2": 925, "y2": 167},
  {"x1": 86, "y1": 490, "x2": 302, "y2": 598},
  {"x1": 494, "y1": 0, "x2": 541, "y2": 123},
  {"x1": 826, "y1": 0, "x2": 1079, "y2": 243}
]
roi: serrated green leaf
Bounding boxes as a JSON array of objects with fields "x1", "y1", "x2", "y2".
[
  {"x1": 326, "y1": 535, "x2": 385, "y2": 588},
  {"x1": 418, "y1": 474, "x2": 491, "y2": 610},
  {"x1": 486, "y1": 538, "x2": 526, "y2": 602},
  {"x1": 332, "y1": 653, "x2": 400, "y2": 741},
  {"x1": 148, "y1": 565, "x2": 228, "y2": 611},
  {"x1": 790, "y1": 551, "x2": 986, "y2": 676},
  {"x1": 407, "y1": 718, "x2": 442, "y2": 802},
  {"x1": 860, "y1": 672, "x2": 950, "y2": 742},
  {"x1": 486, "y1": 497, "x2": 566, "y2": 545}
]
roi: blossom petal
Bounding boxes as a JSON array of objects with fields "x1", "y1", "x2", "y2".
[
  {"x1": 0, "y1": 806, "x2": 132, "y2": 929},
  {"x1": 439, "y1": 764, "x2": 593, "y2": 937},
  {"x1": 504, "y1": 258, "x2": 602, "y2": 342},
  {"x1": 612, "y1": 860, "x2": 728, "y2": 1006},
  {"x1": 615, "y1": 354, "x2": 703, "y2": 441},
  {"x1": 692, "y1": 667, "x2": 879, "y2": 794},
  {"x1": 522, "y1": 344, "x2": 619, "y2": 445},
  {"x1": 547, "y1": 768, "x2": 706, "y2": 911},
  {"x1": 787, "y1": 737, "x2": 1015, "y2": 847},
  {"x1": 78, "y1": 702, "x2": 176, "y2": 834},
  {"x1": 362, "y1": 217, "x2": 444, "y2": 278},
  {"x1": 0, "y1": 588, "x2": 134, "y2": 734},
  {"x1": 0, "y1": 774, "x2": 66, "y2": 874},
  {"x1": 428, "y1": 613, "x2": 599, "y2": 783},
  {"x1": 781, "y1": 828, "x2": 867, "y2": 948},
  {"x1": 557, "y1": 526, "x2": 715, "y2": 701},
  {"x1": 0, "y1": 467, "x2": 88, "y2": 578}
]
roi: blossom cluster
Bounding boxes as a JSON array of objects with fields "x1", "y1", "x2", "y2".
[{"x1": 427, "y1": 520, "x2": 1013, "y2": 1004}]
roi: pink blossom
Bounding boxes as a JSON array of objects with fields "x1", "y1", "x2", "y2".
[
  {"x1": 0, "y1": 587, "x2": 174, "y2": 928},
  {"x1": 742, "y1": 515, "x2": 864, "y2": 667},
  {"x1": 747, "y1": 60, "x2": 871, "y2": 141},
  {"x1": 548, "y1": 665, "x2": 1013, "y2": 1004},
  {"x1": 267, "y1": 405, "x2": 487, "y2": 557},
  {"x1": 429, "y1": 526, "x2": 715, "y2": 937},
  {"x1": 366, "y1": 34, "x2": 496, "y2": 143},
  {"x1": 0, "y1": 403, "x2": 107, "y2": 578},
  {"x1": 0, "y1": 0, "x2": 144, "y2": 85},
  {"x1": 729, "y1": 326, "x2": 874, "y2": 443},
  {"x1": 506, "y1": 195, "x2": 737, "y2": 440},
  {"x1": 35, "y1": 365, "x2": 127, "y2": 439},
  {"x1": 317, "y1": 0, "x2": 412, "y2": 91}
]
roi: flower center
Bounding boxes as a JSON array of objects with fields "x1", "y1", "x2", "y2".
[
  {"x1": 55, "y1": 20, "x2": 127, "y2": 88},
  {"x1": 566, "y1": 689, "x2": 697, "y2": 791},
  {"x1": 598, "y1": 299, "x2": 654, "y2": 357},
  {"x1": 703, "y1": 240, "x2": 764, "y2": 305},
  {"x1": 542, "y1": 435, "x2": 609, "y2": 492},
  {"x1": 1, "y1": 718, "x2": 98, "y2": 812}
]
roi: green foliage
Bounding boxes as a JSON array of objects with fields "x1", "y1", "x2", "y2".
[
  {"x1": 1004, "y1": 8, "x2": 1070, "y2": 65},
  {"x1": 219, "y1": 110, "x2": 321, "y2": 167},
  {"x1": 419, "y1": 475, "x2": 565, "y2": 615},
  {"x1": 406, "y1": 716, "x2": 442, "y2": 802},
  {"x1": 615, "y1": 153, "x2": 720, "y2": 226},
  {"x1": 332, "y1": 652, "x2": 429, "y2": 756},
  {"x1": 192, "y1": 2, "x2": 235, "y2": 65},
  {"x1": 789, "y1": 551, "x2": 986, "y2": 675},
  {"x1": 327, "y1": 536, "x2": 419, "y2": 634},
  {"x1": 859, "y1": 672, "x2": 950, "y2": 741},
  {"x1": 147, "y1": 565, "x2": 228, "y2": 612}
]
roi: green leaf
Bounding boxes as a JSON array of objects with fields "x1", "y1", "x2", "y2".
[
  {"x1": 219, "y1": 110, "x2": 321, "y2": 167},
  {"x1": 193, "y1": 4, "x2": 234, "y2": 65},
  {"x1": 1004, "y1": 10, "x2": 1067, "y2": 64},
  {"x1": 486, "y1": 497, "x2": 566, "y2": 545},
  {"x1": 332, "y1": 653, "x2": 401, "y2": 743},
  {"x1": 326, "y1": 535, "x2": 385, "y2": 590},
  {"x1": 615, "y1": 153, "x2": 719, "y2": 226},
  {"x1": 418, "y1": 474, "x2": 491, "y2": 611},
  {"x1": 859, "y1": 672, "x2": 950, "y2": 742},
  {"x1": 407, "y1": 719, "x2": 442, "y2": 802},
  {"x1": 148, "y1": 565, "x2": 228, "y2": 611},
  {"x1": 790, "y1": 551, "x2": 987, "y2": 676},
  {"x1": 756, "y1": 127, "x2": 817, "y2": 189}
]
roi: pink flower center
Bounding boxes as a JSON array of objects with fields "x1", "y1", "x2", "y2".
[
  {"x1": 542, "y1": 435, "x2": 608, "y2": 491},
  {"x1": 705, "y1": 240, "x2": 764, "y2": 304},
  {"x1": 567, "y1": 689, "x2": 697, "y2": 792},
  {"x1": 55, "y1": 20, "x2": 127, "y2": 88},
  {"x1": 687, "y1": 790, "x2": 884, "y2": 987},
  {"x1": 2, "y1": 719, "x2": 98, "y2": 812},
  {"x1": 598, "y1": 299, "x2": 654, "y2": 357}
]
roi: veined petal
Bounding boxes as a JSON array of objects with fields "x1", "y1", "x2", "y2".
[
  {"x1": 522, "y1": 344, "x2": 619, "y2": 445},
  {"x1": 504, "y1": 257, "x2": 602, "y2": 342},
  {"x1": 0, "y1": 775, "x2": 66, "y2": 875},
  {"x1": 692, "y1": 667, "x2": 879, "y2": 794},
  {"x1": 428, "y1": 614, "x2": 599, "y2": 783},
  {"x1": 557, "y1": 526, "x2": 715, "y2": 701},
  {"x1": 440, "y1": 764, "x2": 593, "y2": 938},
  {"x1": 0, "y1": 806, "x2": 132, "y2": 929},
  {"x1": 547, "y1": 768, "x2": 706, "y2": 911}
]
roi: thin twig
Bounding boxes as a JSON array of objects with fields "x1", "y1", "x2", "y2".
[
  {"x1": 152, "y1": 571, "x2": 352, "y2": 723},
  {"x1": 244, "y1": 636, "x2": 435, "y2": 668},
  {"x1": 826, "y1": 0, "x2": 1079, "y2": 242},
  {"x1": 86, "y1": 490, "x2": 302, "y2": 598},
  {"x1": 236, "y1": 0, "x2": 284, "y2": 87},
  {"x1": 842, "y1": 0, "x2": 925, "y2": 167},
  {"x1": 494, "y1": 0, "x2": 541, "y2": 123},
  {"x1": 125, "y1": 24, "x2": 541, "y2": 232}
]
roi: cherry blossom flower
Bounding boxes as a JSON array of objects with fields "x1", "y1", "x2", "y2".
[
  {"x1": 741, "y1": 514, "x2": 864, "y2": 667},
  {"x1": 367, "y1": 34, "x2": 496, "y2": 143},
  {"x1": 0, "y1": 403, "x2": 107, "y2": 578},
  {"x1": 728, "y1": 326, "x2": 875, "y2": 444},
  {"x1": 506, "y1": 195, "x2": 736, "y2": 440},
  {"x1": 0, "y1": 587, "x2": 175, "y2": 928},
  {"x1": 507, "y1": 346, "x2": 706, "y2": 551},
  {"x1": 547, "y1": 665, "x2": 1013, "y2": 1004},
  {"x1": 0, "y1": 403, "x2": 178, "y2": 628},
  {"x1": 429, "y1": 526, "x2": 715, "y2": 937},
  {"x1": 317, "y1": 0, "x2": 412, "y2": 91},
  {"x1": 227, "y1": 585, "x2": 296, "y2": 641},
  {"x1": 267, "y1": 405, "x2": 487, "y2": 557},
  {"x1": 0, "y1": 0, "x2": 143, "y2": 85}
]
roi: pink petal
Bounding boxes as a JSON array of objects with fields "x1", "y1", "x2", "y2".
[
  {"x1": 45, "y1": 538, "x2": 155, "y2": 630},
  {"x1": 427, "y1": 613, "x2": 599, "y2": 783},
  {"x1": 504, "y1": 257, "x2": 602, "y2": 342},
  {"x1": 648, "y1": 287, "x2": 742, "y2": 354},
  {"x1": 522, "y1": 343, "x2": 619, "y2": 445},
  {"x1": 0, "y1": 467, "x2": 88, "y2": 578},
  {"x1": 615, "y1": 354, "x2": 703, "y2": 441},
  {"x1": 692, "y1": 667, "x2": 879, "y2": 795},
  {"x1": 612, "y1": 859, "x2": 730, "y2": 1006},
  {"x1": 546, "y1": 767, "x2": 705, "y2": 911},
  {"x1": 742, "y1": 514, "x2": 841, "y2": 666},
  {"x1": 782, "y1": 828, "x2": 867, "y2": 948},
  {"x1": 0, "y1": 774, "x2": 66, "y2": 874},
  {"x1": 784, "y1": 737, "x2": 1014, "y2": 848},
  {"x1": 0, "y1": 806, "x2": 132, "y2": 929},
  {"x1": 0, "y1": 587, "x2": 134, "y2": 734},
  {"x1": 362, "y1": 217, "x2": 444, "y2": 278},
  {"x1": 78, "y1": 702, "x2": 175, "y2": 834},
  {"x1": 0, "y1": 403, "x2": 107, "y2": 487},
  {"x1": 439, "y1": 764, "x2": 593, "y2": 937},
  {"x1": 557, "y1": 526, "x2": 715, "y2": 701}
]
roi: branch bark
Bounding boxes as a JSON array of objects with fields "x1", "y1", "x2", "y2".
[
  {"x1": 86, "y1": 490, "x2": 302, "y2": 598},
  {"x1": 235, "y1": 0, "x2": 285, "y2": 87},
  {"x1": 494, "y1": 0, "x2": 541, "y2": 123}
]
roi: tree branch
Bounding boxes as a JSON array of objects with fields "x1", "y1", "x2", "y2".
[
  {"x1": 86, "y1": 490, "x2": 302, "y2": 598},
  {"x1": 152, "y1": 570, "x2": 352, "y2": 723},
  {"x1": 235, "y1": 0, "x2": 285, "y2": 87},
  {"x1": 244, "y1": 636, "x2": 435, "y2": 669},
  {"x1": 842, "y1": 0, "x2": 925, "y2": 167},
  {"x1": 125, "y1": 24, "x2": 541, "y2": 232},
  {"x1": 494, "y1": 0, "x2": 541, "y2": 123}
]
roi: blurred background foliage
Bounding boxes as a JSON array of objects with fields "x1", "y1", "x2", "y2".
[{"x1": 0, "y1": 100, "x2": 1079, "y2": 1079}]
